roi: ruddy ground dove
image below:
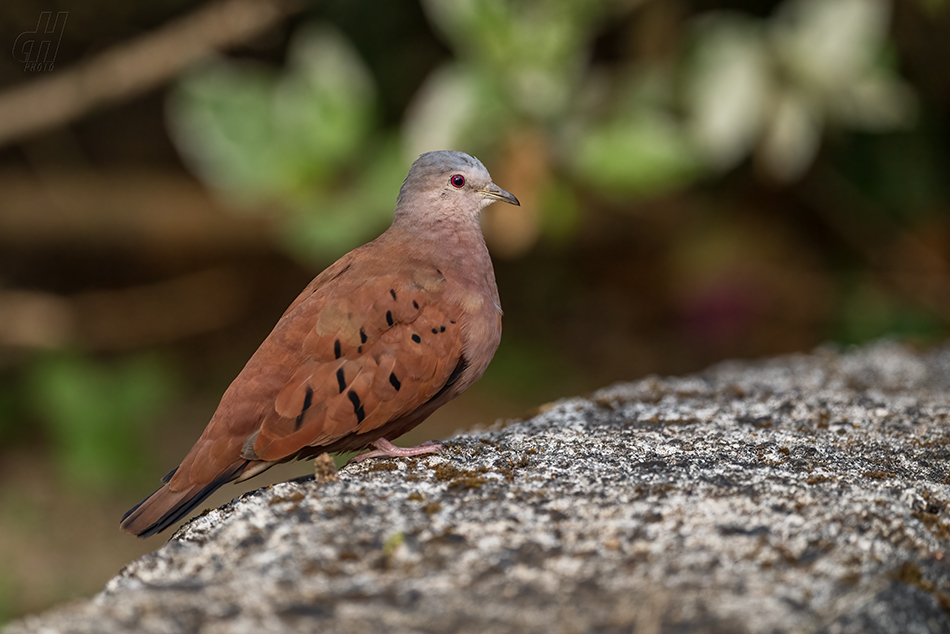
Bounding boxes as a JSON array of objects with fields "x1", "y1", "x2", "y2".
[{"x1": 121, "y1": 151, "x2": 519, "y2": 537}]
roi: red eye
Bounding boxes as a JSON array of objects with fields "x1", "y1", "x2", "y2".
[{"x1": 450, "y1": 174, "x2": 465, "y2": 188}]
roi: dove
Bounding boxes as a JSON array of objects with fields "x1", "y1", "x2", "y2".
[{"x1": 121, "y1": 151, "x2": 519, "y2": 537}]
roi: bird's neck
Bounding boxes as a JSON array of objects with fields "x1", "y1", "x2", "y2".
[
  {"x1": 389, "y1": 211, "x2": 487, "y2": 255},
  {"x1": 383, "y1": 213, "x2": 496, "y2": 291}
]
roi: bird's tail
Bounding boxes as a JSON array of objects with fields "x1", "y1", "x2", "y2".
[{"x1": 120, "y1": 460, "x2": 249, "y2": 538}]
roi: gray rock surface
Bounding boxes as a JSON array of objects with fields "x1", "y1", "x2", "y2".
[{"x1": 6, "y1": 342, "x2": 950, "y2": 634}]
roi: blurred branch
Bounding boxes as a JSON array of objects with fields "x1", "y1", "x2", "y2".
[
  {"x1": 0, "y1": 267, "x2": 250, "y2": 350},
  {"x1": 0, "y1": 168, "x2": 271, "y2": 250},
  {"x1": 0, "y1": 0, "x2": 302, "y2": 148}
]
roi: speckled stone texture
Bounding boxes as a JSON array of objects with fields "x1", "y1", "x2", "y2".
[{"x1": 6, "y1": 342, "x2": 950, "y2": 634}]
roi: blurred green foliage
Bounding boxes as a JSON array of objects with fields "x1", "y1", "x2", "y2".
[
  {"x1": 167, "y1": 0, "x2": 921, "y2": 260},
  {"x1": 480, "y1": 337, "x2": 575, "y2": 402},
  {"x1": 157, "y1": 0, "x2": 950, "y2": 415},
  {"x1": 169, "y1": 25, "x2": 406, "y2": 261},
  {"x1": 834, "y1": 280, "x2": 944, "y2": 345},
  {"x1": 21, "y1": 353, "x2": 177, "y2": 491},
  {"x1": 172, "y1": 25, "x2": 376, "y2": 195},
  {"x1": 0, "y1": 573, "x2": 15, "y2": 624},
  {"x1": 684, "y1": 0, "x2": 914, "y2": 181}
]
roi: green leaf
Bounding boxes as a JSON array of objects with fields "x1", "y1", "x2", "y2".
[
  {"x1": 573, "y1": 111, "x2": 702, "y2": 197},
  {"x1": 277, "y1": 138, "x2": 406, "y2": 263},
  {"x1": 168, "y1": 24, "x2": 377, "y2": 203},
  {"x1": 683, "y1": 14, "x2": 770, "y2": 171},
  {"x1": 170, "y1": 62, "x2": 285, "y2": 198}
]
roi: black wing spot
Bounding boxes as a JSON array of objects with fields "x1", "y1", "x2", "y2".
[
  {"x1": 360, "y1": 327, "x2": 368, "y2": 343},
  {"x1": 431, "y1": 328, "x2": 439, "y2": 334},
  {"x1": 358, "y1": 346, "x2": 363, "y2": 354},
  {"x1": 336, "y1": 368, "x2": 346, "y2": 393},
  {"x1": 450, "y1": 319, "x2": 456, "y2": 324},
  {"x1": 413, "y1": 300, "x2": 419, "y2": 309},
  {"x1": 411, "y1": 334, "x2": 421, "y2": 344},
  {"x1": 295, "y1": 386, "x2": 314, "y2": 430},
  {"x1": 334, "y1": 339, "x2": 341, "y2": 359},
  {"x1": 390, "y1": 289, "x2": 397, "y2": 300},
  {"x1": 347, "y1": 390, "x2": 366, "y2": 423},
  {"x1": 323, "y1": 263, "x2": 352, "y2": 285},
  {"x1": 389, "y1": 373, "x2": 401, "y2": 391},
  {"x1": 440, "y1": 326, "x2": 446, "y2": 332},
  {"x1": 386, "y1": 310, "x2": 394, "y2": 327}
]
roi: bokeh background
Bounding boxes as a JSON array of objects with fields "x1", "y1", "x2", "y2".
[{"x1": 1, "y1": 0, "x2": 949, "y2": 622}]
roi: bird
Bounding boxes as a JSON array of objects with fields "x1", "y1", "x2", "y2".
[{"x1": 120, "y1": 150, "x2": 519, "y2": 538}]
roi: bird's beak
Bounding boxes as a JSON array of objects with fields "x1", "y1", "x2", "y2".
[{"x1": 479, "y1": 182, "x2": 520, "y2": 206}]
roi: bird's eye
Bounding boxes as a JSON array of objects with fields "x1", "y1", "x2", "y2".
[{"x1": 450, "y1": 174, "x2": 465, "y2": 188}]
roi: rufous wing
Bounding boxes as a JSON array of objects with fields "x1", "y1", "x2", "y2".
[{"x1": 240, "y1": 262, "x2": 463, "y2": 460}]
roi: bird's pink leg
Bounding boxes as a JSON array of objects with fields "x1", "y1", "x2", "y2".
[{"x1": 352, "y1": 438, "x2": 442, "y2": 462}]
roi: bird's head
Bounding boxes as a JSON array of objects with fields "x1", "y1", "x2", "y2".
[{"x1": 395, "y1": 151, "x2": 519, "y2": 220}]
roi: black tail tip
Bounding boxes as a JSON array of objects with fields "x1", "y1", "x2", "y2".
[{"x1": 120, "y1": 460, "x2": 249, "y2": 538}]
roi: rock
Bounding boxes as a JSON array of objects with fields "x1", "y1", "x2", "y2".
[{"x1": 5, "y1": 341, "x2": 950, "y2": 634}]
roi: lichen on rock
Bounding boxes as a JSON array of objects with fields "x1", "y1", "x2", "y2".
[{"x1": 5, "y1": 341, "x2": 950, "y2": 634}]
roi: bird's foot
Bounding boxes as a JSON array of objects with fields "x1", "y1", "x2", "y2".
[{"x1": 352, "y1": 438, "x2": 442, "y2": 462}]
